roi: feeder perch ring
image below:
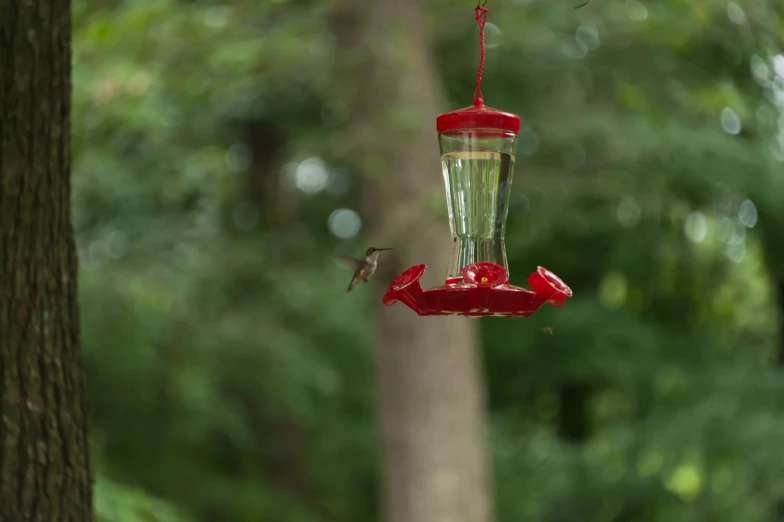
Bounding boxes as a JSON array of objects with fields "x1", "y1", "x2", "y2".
[{"x1": 383, "y1": 263, "x2": 572, "y2": 317}]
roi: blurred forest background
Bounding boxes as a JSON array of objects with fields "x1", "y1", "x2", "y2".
[{"x1": 72, "y1": 0, "x2": 784, "y2": 521}]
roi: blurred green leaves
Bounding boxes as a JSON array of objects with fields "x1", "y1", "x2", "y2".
[
  {"x1": 95, "y1": 477, "x2": 191, "y2": 522},
  {"x1": 73, "y1": 0, "x2": 784, "y2": 521}
]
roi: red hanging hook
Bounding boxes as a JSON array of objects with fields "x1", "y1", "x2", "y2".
[{"x1": 473, "y1": 0, "x2": 488, "y2": 107}]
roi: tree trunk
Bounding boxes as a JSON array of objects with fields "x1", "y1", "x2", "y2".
[
  {"x1": 558, "y1": 382, "x2": 592, "y2": 443},
  {"x1": 0, "y1": 2, "x2": 95, "y2": 521},
  {"x1": 331, "y1": 1, "x2": 494, "y2": 522},
  {"x1": 244, "y1": 120, "x2": 299, "y2": 231},
  {"x1": 776, "y1": 280, "x2": 784, "y2": 366}
]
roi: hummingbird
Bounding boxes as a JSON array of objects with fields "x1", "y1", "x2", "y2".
[{"x1": 335, "y1": 247, "x2": 393, "y2": 293}]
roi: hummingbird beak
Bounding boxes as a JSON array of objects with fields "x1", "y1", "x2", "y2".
[{"x1": 376, "y1": 248, "x2": 393, "y2": 251}]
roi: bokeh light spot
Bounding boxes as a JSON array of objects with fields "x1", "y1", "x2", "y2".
[
  {"x1": 599, "y1": 271, "x2": 628, "y2": 309},
  {"x1": 718, "y1": 217, "x2": 745, "y2": 245},
  {"x1": 576, "y1": 24, "x2": 600, "y2": 51},
  {"x1": 751, "y1": 55, "x2": 769, "y2": 83},
  {"x1": 726, "y1": 243, "x2": 746, "y2": 263},
  {"x1": 720, "y1": 107, "x2": 741, "y2": 135},
  {"x1": 666, "y1": 464, "x2": 703, "y2": 502},
  {"x1": 617, "y1": 195, "x2": 641, "y2": 228},
  {"x1": 295, "y1": 157, "x2": 329, "y2": 194},
  {"x1": 106, "y1": 231, "x2": 128, "y2": 260},
  {"x1": 727, "y1": 3, "x2": 746, "y2": 25},
  {"x1": 226, "y1": 144, "x2": 252, "y2": 172},
  {"x1": 561, "y1": 36, "x2": 587, "y2": 60},
  {"x1": 773, "y1": 55, "x2": 784, "y2": 78},
  {"x1": 625, "y1": 0, "x2": 648, "y2": 21},
  {"x1": 328, "y1": 209, "x2": 362, "y2": 239},
  {"x1": 684, "y1": 211, "x2": 707, "y2": 243},
  {"x1": 738, "y1": 199, "x2": 758, "y2": 228},
  {"x1": 483, "y1": 23, "x2": 502, "y2": 49}
]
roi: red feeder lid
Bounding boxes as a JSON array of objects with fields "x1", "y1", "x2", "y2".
[{"x1": 437, "y1": 101, "x2": 521, "y2": 134}]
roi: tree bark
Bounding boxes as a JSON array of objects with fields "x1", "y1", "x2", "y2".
[
  {"x1": 0, "y1": 2, "x2": 95, "y2": 521},
  {"x1": 332, "y1": 1, "x2": 494, "y2": 522}
]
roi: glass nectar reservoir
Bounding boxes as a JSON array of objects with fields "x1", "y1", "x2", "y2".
[{"x1": 437, "y1": 102, "x2": 520, "y2": 284}]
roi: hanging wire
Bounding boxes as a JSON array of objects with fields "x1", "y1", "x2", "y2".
[{"x1": 473, "y1": 1, "x2": 489, "y2": 105}]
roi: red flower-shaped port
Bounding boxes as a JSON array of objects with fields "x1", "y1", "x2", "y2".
[
  {"x1": 382, "y1": 262, "x2": 572, "y2": 317},
  {"x1": 462, "y1": 262, "x2": 509, "y2": 286},
  {"x1": 381, "y1": 264, "x2": 427, "y2": 310},
  {"x1": 527, "y1": 267, "x2": 573, "y2": 307}
]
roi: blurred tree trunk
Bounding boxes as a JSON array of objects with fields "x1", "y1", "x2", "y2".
[
  {"x1": 777, "y1": 280, "x2": 784, "y2": 366},
  {"x1": 244, "y1": 120, "x2": 300, "y2": 231},
  {"x1": 0, "y1": 2, "x2": 95, "y2": 521},
  {"x1": 331, "y1": 2, "x2": 494, "y2": 522},
  {"x1": 558, "y1": 382, "x2": 592, "y2": 443}
]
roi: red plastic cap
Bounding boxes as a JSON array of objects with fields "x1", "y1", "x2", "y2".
[{"x1": 436, "y1": 101, "x2": 520, "y2": 134}]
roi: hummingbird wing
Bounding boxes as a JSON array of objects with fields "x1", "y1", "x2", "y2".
[
  {"x1": 333, "y1": 255, "x2": 364, "y2": 270},
  {"x1": 346, "y1": 269, "x2": 364, "y2": 293}
]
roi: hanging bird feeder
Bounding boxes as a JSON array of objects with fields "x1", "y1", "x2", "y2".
[{"x1": 382, "y1": 1, "x2": 572, "y2": 317}]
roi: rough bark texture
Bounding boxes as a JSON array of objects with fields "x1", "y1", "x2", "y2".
[
  {"x1": 0, "y1": 1, "x2": 95, "y2": 521},
  {"x1": 332, "y1": 1, "x2": 494, "y2": 522}
]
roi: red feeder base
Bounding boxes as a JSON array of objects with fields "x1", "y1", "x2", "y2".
[{"x1": 382, "y1": 262, "x2": 572, "y2": 317}]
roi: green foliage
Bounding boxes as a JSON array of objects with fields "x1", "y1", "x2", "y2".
[
  {"x1": 95, "y1": 477, "x2": 191, "y2": 522},
  {"x1": 73, "y1": 0, "x2": 784, "y2": 521}
]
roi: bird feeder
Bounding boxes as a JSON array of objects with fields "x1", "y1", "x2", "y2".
[{"x1": 382, "y1": 2, "x2": 572, "y2": 317}]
